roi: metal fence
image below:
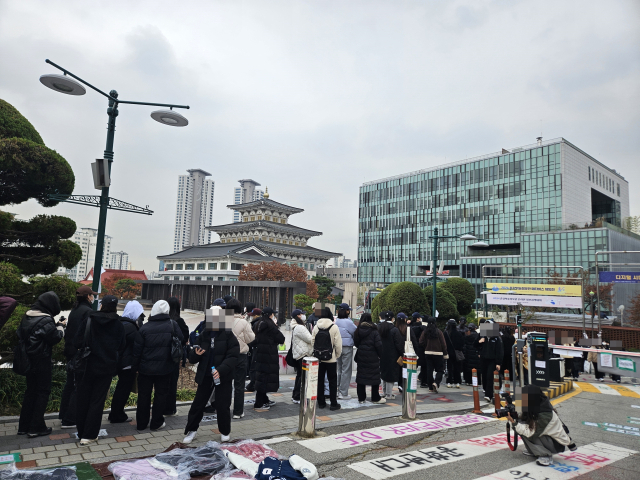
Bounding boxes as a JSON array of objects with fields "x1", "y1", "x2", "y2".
[{"x1": 139, "y1": 280, "x2": 307, "y2": 324}]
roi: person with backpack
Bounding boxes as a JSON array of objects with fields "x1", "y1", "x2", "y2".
[
  {"x1": 254, "y1": 307, "x2": 285, "y2": 410},
  {"x1": 74, "y1": 295, "x2": 126, "y2": 445},
  {"x1": 312, "y1": 307, "x2": 342, "y2": 410},
  {"x1": 108, "y1": 300, "x2": 142, "y2": 424},
  {"x1": 182, "y1": 307, "x2": 240, "y2": 444},
  {"x1": 16, "y1": 291, "x2": 65, "y2": 438},
  {"x1": 59, "y1": 286, "x2": 96, "y2": 429},
  {"x1": 378, "y1": 311, "x2": 403, "y2": 399},
  {"x1": 444, "y1": 319, "x2": 464, "y2": 388},
  {"x1": 463, "y1": 324, "x2": 481, "y2": 385},
  {"x1": 353, "y1": 313, "x2": 385, "y2": 404},
  {"x1": 226, "y1": 299, "x2": 255, "y2": 419},
  {"x1": 335, "y1": 303, "x2": 357, "y2": 399},
  {"x1": 132, "y1": 299, "x2": 184, "y2": 431},
  {"x1": 165, "y1": 297, "x2": 189, "y2": 417},
  {"x1": 290, "y1": 309, "x2": 313, "y2": 403},
  {"x1": 419, "y1": 317, "x2": 448, "y2": 393}
]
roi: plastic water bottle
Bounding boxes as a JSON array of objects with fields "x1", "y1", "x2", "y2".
[{"x1": 212, "y1": 366, "x2": 220, "y2": 385}]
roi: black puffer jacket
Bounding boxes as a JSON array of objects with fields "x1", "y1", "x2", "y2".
[
  {"x1": 474, "y1": 334, "x2": 504, "y2": 364},
  {"x1": 75, "y1": 311, "x2": 126, "y2": 376},
  {"x1": 444, "y1": 327, "x2": 465, "y2": 354},
  {"x1": 254, "y1": 317, "x2": 286, "y2": 393},
  {"x1": 378, "y1": 321, "x2": 404, "y2": 383},
  {"x1": 171, "y1": 316, "x2": 190, "y2": 346},
  {"x1": 64, "y1": 300, "x2": 93, "y2": 359},
  {"x1": 463, "y1": 332, "x2": 481, "y2": 371},
  {"x1": 17, "y1": 314, "x2": 63, "y2": 360},
  {"x1": 118, "y1": 318, "x2": 139, "y2": 369},
  {"x1": 133, "y1": 313, "x2": 184, "y2": 375},
  {"x1": 189, "y1": 330, "x2": 240, "y2": 385},
  {"x1": 354, "y1": 322, "x2": 383, "y2": 385}
]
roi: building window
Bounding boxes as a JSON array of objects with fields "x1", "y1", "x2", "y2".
[
  {"x1": 220, "y1": 263, "x2": 228, "y2": 270},
  {"x1": 185, "y1": 264, "x2": 195, "y2": 270},
  {"x1": 339, "y1": 274, "x2": 344, "y2": 278},
  {"x1": 197, "y1": 263, "x2": 205, "y2": 270},
  {"x1": 617, "y1": 183, "x2": 620, "y2": 196},
  {"x1": 174, "y1": 276, "x2": 180, "y2": 280},
  {"x1": 218, "y1": 277, "x2": 225, "y2": 281},
  {"x1": 231, "y1": 263, "x2": 243, "y2": 270},
  {"x1": 345, "y1": 274, "x2": 350, "y2": 278},
  {"x1": 208, "y1": 263, "x2": 217, "y2": 270},
  {"x1": 195, "y1": 276, "x2": 202, "y2": 280},
  {"x1": 206, "y1": 276, "x2": 214, "y2": 280},
  {"x1": 166, "y1": 264, "x2": 174, "y2": 270},
  {"x1": 588, "y1": 166, "x2": 591, "y2": 180},
  {"x1": 310, "y1": 264, "x2": 314, "y2": 269},
  {"x1": 175, "y1": 264, "x2": 183, "y2": 270},
  {"x1": 184, "y1": 276, "x2": 191, "y2": 280}
]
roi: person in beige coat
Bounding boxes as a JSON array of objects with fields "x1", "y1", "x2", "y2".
[
  {"x1": 311, "y1": 308, "x2": 342, "y2": 410},
  {"x1": 227, "y1": 299, "x2": 255, "y2": 419}
]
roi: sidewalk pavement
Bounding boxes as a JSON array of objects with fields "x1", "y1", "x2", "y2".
[{"x1": 0, "y1": 376, "x2": 476, "y2": 469}]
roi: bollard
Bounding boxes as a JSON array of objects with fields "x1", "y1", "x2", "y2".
[
  {"x1": 492, "y1": 370, "x2": 501, "y2": 415},
  {"x1": 298, "y1": 356, "x2": 319, "y2": 437},
  {"x1": 402, "y1": 353, "x2": 418, "y2": 420},
  {"x1": 504, "y1": 369, "x2": 511, "y2": 396},
  {"x1": 471, "y1": 368, "x2": 482, "y2": 414}
]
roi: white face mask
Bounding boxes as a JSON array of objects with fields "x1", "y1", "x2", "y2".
[{"x1": 301, "y1": 314, "x2": 307, "y2": 321}]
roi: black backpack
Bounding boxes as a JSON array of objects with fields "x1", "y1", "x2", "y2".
[
  {"x1": 13, "y1": 316, "x2": 49, "y2": 376},
  {"x1": 313, "y1": 324, "x2": 335, "y2": 361}
]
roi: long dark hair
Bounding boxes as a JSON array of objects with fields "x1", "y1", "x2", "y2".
[
  {"x1": 425, "y1": 317, "x2": 439, "y2": 339},
  {"x1": 168, "y1": 296, "x2": 181, "y2": 320},
  {"x1": 396, "y1": 316, "x2": 407, "y2": 336}
]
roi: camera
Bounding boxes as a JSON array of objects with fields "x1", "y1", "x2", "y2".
[{"x1": 495, "y1": 393, "x2": 518, "y2": 420}]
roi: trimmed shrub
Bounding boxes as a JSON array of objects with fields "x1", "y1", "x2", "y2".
[
  {"x1": 385, "y1": 282, "x2": 430, "y2": 317},
  {"x1": 0, "y1": 99, "x2": 44, "y2": 145},
  {"x1": 440, "y1": 277, "x2": 476, "y2": 315},
  {"x1": 424, "y1": 284, "x2": 459, "y2": 327}
]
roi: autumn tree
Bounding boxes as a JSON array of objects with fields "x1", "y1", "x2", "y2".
[
  {"x1": 101, "y1": 274, "x2": 142, "y2": 299},
  {"x1": 306, "y1": 280, "x2": 318, "y2": 299},
  {"x1": 627, "y1": 293, "x2": 640, "y2": 327}
]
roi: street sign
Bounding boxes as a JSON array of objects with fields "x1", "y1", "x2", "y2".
[
  {"x1": 598, "y1": 272, "x2": 640, "y2": 283},
  {"x1": 487, "y1": 294, "x2": 582, "y2": 308},
  {"x1": 486, "y1": 283, "x2": 582, "y2": 296}
]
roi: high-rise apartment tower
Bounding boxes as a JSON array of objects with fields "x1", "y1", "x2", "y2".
[
  {"x1": 174, "y1": 169, "x2": 215, "y2": 252},
  {"x1": 233, "y1": 179, "x2": 264, "y2": 223}
]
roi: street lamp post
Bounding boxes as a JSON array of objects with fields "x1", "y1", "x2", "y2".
[
  {"x1": 40, "y1": 59, "x2": 190, "y2": 309},
  {"x1": 428, "y1": 228, "x2": 478, "y2": 317},
  {"x1": 589, "y1": 290, "x2": 595, "y2": 337}
]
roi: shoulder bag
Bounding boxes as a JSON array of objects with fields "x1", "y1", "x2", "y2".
[
  {"x1": 170, "y1": 320, "x2": 183, "y2": 364},
  {"x1": 446, "y1": 331, "x2": 465, "y2": 362},
  {"x1": 68, "y1": 317, "x2": 92, "y2": 373}
]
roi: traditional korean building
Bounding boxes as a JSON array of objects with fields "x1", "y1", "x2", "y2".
[{"x1": 157, "y1": 191, "x2": 341, "y2": 280}]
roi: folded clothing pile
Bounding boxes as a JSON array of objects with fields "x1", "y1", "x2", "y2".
[
  {"x1": 155, "y1": 442, "x2": 231, "y2": 477},
  {"x1": 225, "y1": 453, "x2": 319, "y2": 480},
  {"x1": 0, "y1": 466, "x2": 77, "y2": 480},
  {"x1": 108, "y1": 458, "x2": 191, "y2": 480},
  {"x1": 220, "y1": 441, "x2": 277, "y2": 463}
]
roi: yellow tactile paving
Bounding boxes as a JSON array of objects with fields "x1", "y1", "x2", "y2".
[{"x1": 576, "y1": 381, "x2": 640, "y2": 397}]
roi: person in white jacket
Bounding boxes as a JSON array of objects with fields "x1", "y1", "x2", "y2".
[
  {"x1": 226, "y1": 299, "x2": 255, "y2": 419},
  {"x1": 507, "y1": 385, "x2": 575, "y2": 466},
  {"x1": 290, "y1": 309, "x2": 313, "y2": 404},
  {"x1": 311, "y1": 308, "x2": 342, "y2": 411}
]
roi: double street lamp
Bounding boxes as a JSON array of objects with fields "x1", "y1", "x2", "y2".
[
  {"x1": 40, "y1": 59, "x2": 190, "y2": 308},
  {"x1": 428, "y1": 228, "x2": 485, "y2": 316}
]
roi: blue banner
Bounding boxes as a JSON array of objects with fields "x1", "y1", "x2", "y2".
[{"x1": 599, "y1": 271, "x2": 640, "y2": 283}]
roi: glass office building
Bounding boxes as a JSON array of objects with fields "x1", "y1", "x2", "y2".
[{"x1": 358, "y1": 137, "x2": 637, "y2": 307}]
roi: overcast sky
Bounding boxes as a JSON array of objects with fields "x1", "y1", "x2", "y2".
[{"x1": 1, "y1": 0, "x2": 639, "y2": 275}]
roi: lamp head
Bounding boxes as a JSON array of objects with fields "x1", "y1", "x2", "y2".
[
  {"x1": 151, "y1": 109, "x2": 189, "y2": 127},
  {"x1": 40, "y1": 74, "x2": 86, "y2": 96},
  {"x1": 459, "y1": 234, "x2": 477, "y2": 241},
  {"x1": 472, "y1": 241, "x2": 489, "y2": 247}
]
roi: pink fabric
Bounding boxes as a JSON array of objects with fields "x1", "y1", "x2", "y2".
[
  {"x1": 109, "y1": 459, "x2": 174, "y2": 480},
  {"x1": 221, "y1": 442, "x2": 277, "y2": 463}
]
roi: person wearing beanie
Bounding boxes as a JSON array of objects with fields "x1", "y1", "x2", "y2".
[
  {"x1": 133, "y1": 300, "x2": 184, "y2": 432},
  {"x1": 378, "y1": 311, "x2": 404, "y2": 399}
]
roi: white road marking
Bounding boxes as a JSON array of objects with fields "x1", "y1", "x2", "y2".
[
  {"x1": 348, "y1": 432, "x2": 510, "y2": 478},
  {"x1": 298, "y1": 414, "x2": 495, "y2": 453},
  {"x1": 592, "y1": 383, "x2": 621, "y2": 395},
  {"x1": 262, "y1": 436, "x2": 293, "y2": 444},
  {"x1": 473, "y1": 442, "x2": 637, "y2": 480}
]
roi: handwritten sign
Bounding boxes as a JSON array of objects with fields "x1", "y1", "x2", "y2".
[
  {"x1": 349, "y1": 433, "x2": 509, "y2": 478},
  {"x1": 472, "y1": 442, "x2": 637, "y2": 480},
  {"x1": 298, "y1": 414, "x2": 494, "y2": 453}
]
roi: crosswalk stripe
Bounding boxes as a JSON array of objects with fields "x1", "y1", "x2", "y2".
[
  {"x1": 575, "y1": 382, "x2": 600, "y2": 393},
  {"x1": 609, "y1": 385, "x2": 640, "y2": 398},
  {"x1": 473, "y1": 442, "x2": 637, "y2": 480},
  {"x1": 592, "y1": 383, "x2": 622, "y2": 395}
]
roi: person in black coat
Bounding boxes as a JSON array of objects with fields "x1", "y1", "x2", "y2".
[
  {"x1": 59, "y1": 286, "x2": 95, "y2": 429},
  {"x1": 378, "y1": 311, "x2": 404, "y2": 399},
  {"x1": 462, "y1": 325, "x2": 481, "y2": 385},
  {"x1": 253, "y1": 307, "x2": 285, "y2": 409},
  {"x1": 183, "y1": 309, "x2": 239, "y2": 444},
  {"x1": 73, "y1": 295, "x2": 125, "y2": 445},
  {"x1": 133, "y1": 299, "x2": 183, "y2": 431},
  {"x1": 353, "y1": 314, "x2": 384, "y2": 403},
  {"x1": 409, "y1": 313, "x2": 426, "y2": 383},
  {"x1": 108, "y1": 300, "x2": 142, "y2": 424},
  {"x1": 474, "y1": 321, "x2": 504, "y2": 402},
  {"x1": 501, "y1": 326, "x2": 515, "y2": 379},
  {"x1": 244, "y1": 307, "x2": 262, "y2": 392},
  {"x1": 444, "y1": 319, "x2": 465, "y2": 387},
  {"x1": 165, "y1": 297, "x2": 189, "y2": 416},
  {"x1": 17, "y1": 291, "x2": 65, "y2": 438}
]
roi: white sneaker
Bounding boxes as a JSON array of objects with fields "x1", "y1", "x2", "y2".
[
  {"x1": 79, "y1": 438, "x2": 97, "y2": 446},
  {"x1": 446, "y1": 384, "x2": 452, "y2": 388},
  {"x1": 536, "y1": 456, "x2": 553, "y2": 466},
  {"x1": 337, "y1": 393, "x2": 343, "y2": 399},
  {"x1": 151, "y1": 422, "x2": 166, "y2": 431},
  {"x1": 385, "y1": 394, "x2": 396, "y2": 399},
  {"x1": 455, "y1": 384, "x2": 460, "y2": 389},
  {"x1": 292, "y1": 399, "x2": 300, "y2": 404},
  {"x1": 372, "y1": 397, "x2": 386, "y2": 404},
  {"x1": 183, "y1": 431, "x2": 197, "y2": 444},
  {"x1": 220, "y1": 434, "x2": 230, "y2": 442},
  {"x1": 232, "y1": 413, "x2": 244, "y2": 419},
  {"x1": 358, "y1": 401, "x2": 365, "y2": 404},
  {"x1": 341, "y1": 395, "x2": 352, "y2": 400}
]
